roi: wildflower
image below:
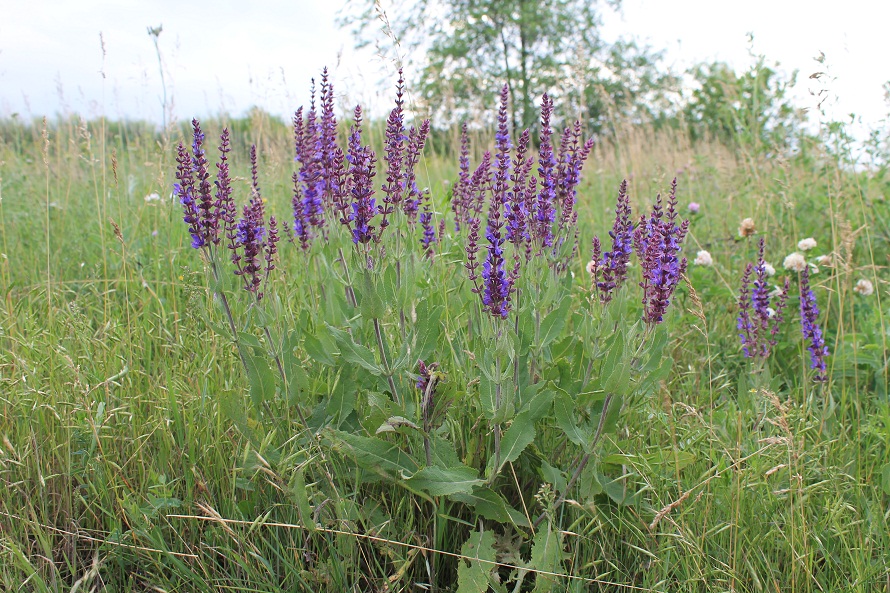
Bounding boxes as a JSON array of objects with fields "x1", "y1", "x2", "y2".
[
  {"x1": 688, "y1": 202, "x2": 700, "y2": 214},
  {"x1": 814, "y1": 254, "x2": 832, "y2": 267},
  {"x1": 783, "y1": 252, "x2": 807, "y2": 273},
  {"x1": 593, "y1": 180, "x2": 634, "y2": 303},
  {"x1": 585, "y1": 259, "x2": 597, "y2": 275},
  {"x1": 531, "y1": 94, "x2": 557, "y2": 248},
  {"x1": 694, "y1": 250, "x2": 713, "y2": 266},
  {"x1": 853, "y1": 278, "x2": 874, "y2": 296},
  {"x1": 797, "y1": 237, "x2": 817, "y2": 251},
  {"x1": 763, "y1": 262, "x2": 776, "y2": 276},
  {"x1": 145, "y1": 192, "x2": 161, "y2": 202},
  {"x1": 636, "y1": 178, "x2": 689, "y2": 324},
  {"x1": 799, "y1": 267, "x2": 828, "y2": 382},
  {"x1": 738, "y1": 239, "x2": 789, "y2": 359},
  {"x1": 738, "y1": 217, "x2": 756, "y2": 237},
  {"x1": 340, "y1": 106, "x2": 379, "y2": 247}
]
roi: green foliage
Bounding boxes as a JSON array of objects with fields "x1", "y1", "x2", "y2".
[
  {"x1": 0, "y1": 91, "x2": 888, "y2": 592},
  {"x1": 341, "y1": 0, "x2": 676, "y2": 134}
]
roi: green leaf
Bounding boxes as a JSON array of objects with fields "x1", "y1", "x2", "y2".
[
  {"x1": 486, "y1": 412, "x2": 535, "y2": 476},
  {"x1": 359, "y1": 270, "x2": 385, "y2": 319},
  {"x1": 457, "y1": 530, "x2": 496, "y2": 593},
  {"x1": 530, "y1": 524, "x2": 564, "y2": 593},
  {"x1": 450, "y1": 486, "x2": 530, "y2": 527},
  {"x1": 553, "y1": 392, "x2": 590, "y2": 448},
  {"x1": 414, "y1": 301, "x2": 443, "y2": 361},
  {"x1": 882, "y1": 463, "x2": 890, "y2": 496},
  {"x1": 289, "y1": 468, "x2": 316, "y2": 531},
  {"x1": 326, "y1": 324, "x2": 383, "y2": 375},
  {"x1": 219, "y1": 391, "x2": 257, "y2": 446},
  {"x1": 539, "y1": 461, "x2": 567, "y2": 494},
  {"x1": 602, "y1": 330, "x2": 627, "y2": 394},
  {"x1": 304, "y1": 332, "x2": 336, "y2": 366},
  {"x1": 375, "y1": 416, "x2": 421, "y2": 434},
  {"x1": 538, "y1": 298, "x2": 571, "y2": 349},
  {"x1": 406, "y1": 465, "x2": 483, "y2": 496},
  {"x1": 479, "y1": 373, "x2": 497, "y2": 420},
  {"x1": 327, "y1": 431, "x2": 419, "y2": 478},
  {"x1": 518, "y1": 382, "x2": 555, "y2": 422},
  {"x1": 244, "y1": 351, "x2": 277, "y2": 409},
  {"x1": 326, "y1": 371, "x2": 356, "y2": 427}
]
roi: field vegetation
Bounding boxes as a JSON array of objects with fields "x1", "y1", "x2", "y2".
[{"x1": 0, "y1": 43, "x2": 889, "y2": 592}]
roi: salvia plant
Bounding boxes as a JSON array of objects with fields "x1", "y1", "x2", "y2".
[
  {"x1": 735, "y1": 237, "x2": 828, "y2": 385},
  {"x1": 174, "y1": 71, "x2": 697, "y2": 589}
]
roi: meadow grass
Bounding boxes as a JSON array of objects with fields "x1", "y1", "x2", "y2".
[{"x1": 0, "y1": 110, "x2": 888, "y2": 592}]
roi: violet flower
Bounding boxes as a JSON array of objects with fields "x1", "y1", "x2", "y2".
[
  {"x1": 636, "y1": 179, "x2": 688, "y2": 324},
  {"x1": 505, "y1": 129, "x2": 532, "y2": 247},
  {"x1": 799, "y1": 267, "x2": 828, "y2": 382},
  {"x1": 593, "y1": 180, "x2": 634, "y2": 303},
  {"x1": 737, "y1": 238, "x2": 789, "y2": 359},
  {"x1": 380, "y1": 70, "x2": 406, "y2": 234},
  {"x1": 451, "y1": 123, "x2": 472, "y2": 231},
  {"x1": 532, "y1": 94, "x2": 557, "y2": 248},
  {"x1": 402, "y1": 120, "x2": 431, "y2": 222},
  {"x1": 341, "y1": 106, "x2": 379, "y2": 246}
]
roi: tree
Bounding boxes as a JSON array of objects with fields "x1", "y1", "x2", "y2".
[{"x1": 340, "y1": 0, "x2": 676, "y2": 135}]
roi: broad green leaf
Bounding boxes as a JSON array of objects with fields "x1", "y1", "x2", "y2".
[
  {"x1": 326, "y1": 371, "x2": 356, "y2": 427},
  {"x1": 359, "y1": 270, "x2": 385, "y2": 319},
  {"x1": 539, "y1": 461, "x2": 568, "y2": 494},
  {"x1": 450, "y1": 486, "x2": 530, "y2": 527},
  {"x1": 304, "y1": 333, "x2": 336, "y2": 366},
  {"x1": 457, "y1": 530, "x2": 496, "y2": 593},
  {"x1": 479, "y1": 373, "x2": 497, "y2": 420},
  {"x1": 538, "y1": 298, "x2": 571, "y2": 349},
  {"x1": 244, "y1": 351, "x2": 277, "y2": 409},
  {"x1": 486, "y1": 412, "x2": 535, "y2": 476},
  {"x1": 530, "y1": 524, "x2": 564, "y2": 593},
  {"x1": 219, "y1": 391, "x2": 257, "y2": 446},
  {"x1": 518, "y1": 382, "x2": 555, "y2": 422},
  {"x1": 553, "y1": 392, "x2": 590, "y2": 448},
  {"x1": 414, "y1": 301, "x2": 443, "y2": 361},
  {"x1": 406, "y1": 465, "x2": 483, "y2": 496},
  {"x1": 326, "y1": 324, "x2": 383, "y2": 375},
  {"x1": 327, "y1": 431, "x2": 419, "y2": 478},
  {"x1": 375, "y1": 416, "x2": 420, "y2": 434},
  {"x1": 601, "y1": 330, "x2": 626, "y2": 394}
]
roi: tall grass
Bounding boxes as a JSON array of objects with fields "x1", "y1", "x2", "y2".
[{"x1": 0, "y1": 109, "x2": 888, "y2": 592}]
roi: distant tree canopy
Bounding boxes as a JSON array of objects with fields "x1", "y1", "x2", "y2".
[{"x1": 340, "y1": 0, "x2": 677, "y2": 135}]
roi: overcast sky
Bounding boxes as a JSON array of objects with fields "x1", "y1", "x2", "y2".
[{"x1": 1, "y1": 0, "x2": 887, "y2": 138}]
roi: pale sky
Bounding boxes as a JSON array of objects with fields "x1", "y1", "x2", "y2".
[{"x1": 1, "y1": 0, "x2": 887, "y2": 140}]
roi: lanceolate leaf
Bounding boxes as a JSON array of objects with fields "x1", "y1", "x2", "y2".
[
  {"x1": 327, "y1": 431, "x2": 419, "y2": 478},
  {"x1": 486, "y1": 411, "x2": 535, "y2": 476},
  {"x1": 405, "y1": 465, "x2": 482, "y2": 496}
]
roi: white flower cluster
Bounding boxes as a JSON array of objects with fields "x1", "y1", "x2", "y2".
[{"x1": 694, "y1": 250, "x2": 713, "y2": 266}]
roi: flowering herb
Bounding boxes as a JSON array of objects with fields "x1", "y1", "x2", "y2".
[
  {"x1": 532, "y1": 94, "x2": 557, "y2": 249},
  {"x1": 799, "y1": 267, "x2": 828, "y2": 382},
  {"x1": 593, "y1": 180, "x2": 634, "y2": 303},
  {"x1": 635, "y1": 179, "x2": 689, "y2": 324}
]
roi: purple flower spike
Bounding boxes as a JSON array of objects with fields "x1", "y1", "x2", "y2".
[
  {"x1": 175, "y1": 141, "x2": 203, "y2": 249},
  {"x1": 532, "y1": 94, "x2": 557, "y2": 248},
  {"x1": 451, "y1": 123, "x2": 472, "y2": 231},
  {"x1": 638, "y1": 179, "x2": 688, "y2": 324},
  {"x1": 341, "y1": 106, "x2": 379, "y2": 246},
  {"x1": 403, "y1": 119, "x2": 431, "y2": 222},
  {"x1": 380, "y1": 70, "x2": 406, "y2": 233},
  {"x1": 799, "y1": 267, "x2": 828, "y2": 382},
  {"x1": 506, "y1": 129, "x2": 532, "y2": 247},
  {"x1": 595, "y1": 180, "x2": 634, "y2": 303},
  {"x1": 737, "y1": 238, "x2": 790, "y2": 359}
]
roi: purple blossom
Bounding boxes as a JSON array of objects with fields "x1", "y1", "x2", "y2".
[
  {"x1": 420, "y1": 203, "x2": 437, "y2": 258},
  {"x1": 593, "y1": 180, "x2": 634, "y2": 303},
  {"x1": 799, "y1": 267, "x2": 828, "y2": 382},
  {"x1": 402, "y1": 120, "x2": 431, "y2": 222},
  {"x1": 505, "y1": 129, "x2": 532, "y2": 247},
  {"x1": 532, "y1": 94, "x2": 557, "y2": 248},
  {"x1": 380, "y1": 70, "x2": 406, "y2": 233},
  {"x1": 175, "y1": 141, "x2": 203, "y2": 249},
  {"x1": 341, "y1": 106, "x2": 379, "y2": 246},
  {"x1": 451, "y1": 123, "x2": 472, "y2": 231},
  {"x1": 637, "y1": 179, "x2": 688, "y2": 324},
  {"x1": 737, "y1": 238, "x2": 789, "y2": 359}
]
